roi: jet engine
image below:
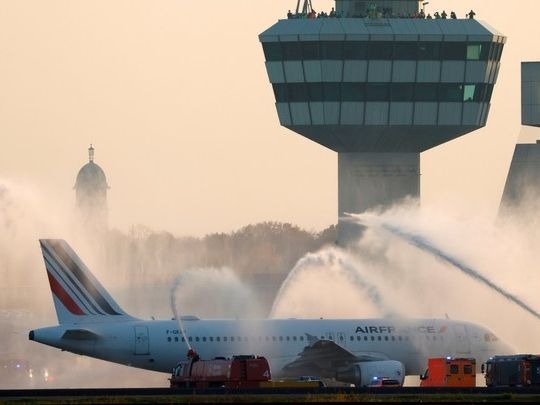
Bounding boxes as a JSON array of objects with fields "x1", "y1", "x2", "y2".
[{"x1": 335, "y1": 360, "x2": 405, "y2": 387}]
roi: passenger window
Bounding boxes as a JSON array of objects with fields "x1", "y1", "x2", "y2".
[
  {"x1": 293, "y1": 336, "x2": 297, "y2": 341},
  {"x1": 216, "y1": 337, "x2": 220, "y2": 342},
  {"x1": 231, "y1": 337, "x2": 235, "y2": 342},
  {"x1": 279, "y1": 336, "x2": 283, "y2": 341},
  {"x1": 202, "y1": 337, "x2": 207, "y2": 342},
  {"x1": 209, "y1": 337, "x2": 213, "y2": 342},
  {"x1": 195, "y1": 337, "x2": 200, "y2": 342},
  {"x1": 174, "y1": 337, "x2": 178, "y2": 342},
  {"x1": 384, "y1": 336, "x2": 389, "y2": 341},
  {"x1": 167, "y1": 337, "x2": 171, "y2": 342},
  {"x1": 188, "y1": 337, "x2": 192, "y2": 342},
  {"x1": 450, "y1": 365, "x2": 459, "y2": 374},
  {"x1": 223, "y1": 337, "x2": 227, "y2": 342},
  {"x1": 300, "y1": 336, "x2": 304, "y2": 341},
  {"x1": 182, "y1": 337, "x2": 185, "y2": 342},
  {"x1": 391, "y1": 336, "x2": 395, "y2": 341},
  {"x1": 378, "y1": 336, "x2": 382, "y2": 341},
  {"x1": 371, "y1": 336, "x2": 375, "y2": 341},
  {"x1": 464, "y1": 365, "x2": 473, "y2": 374},
  {"x1": 272, "y1": 336, "x2": 276, "y2": 342},
  {"x1": 364, "y1": 336, "x2": 368, "y2": 341},
  {"x1": 398, "y1": 336, "x2": 402, "y2": 341},
  {"x1": 286, "y1": 336, "x2": 290, "y2": 341},
  {"x1": 350, "y1": 336, "x2": 354, "y2": 342}
]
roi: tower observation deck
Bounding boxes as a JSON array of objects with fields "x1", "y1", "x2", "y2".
[{"x1": 259, "y1": 0, "x2": 506, "y2": 244}]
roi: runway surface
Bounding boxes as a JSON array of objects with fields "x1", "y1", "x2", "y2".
[{"x1": 3, "y1": 387, "x2": 540, "y2": 403}]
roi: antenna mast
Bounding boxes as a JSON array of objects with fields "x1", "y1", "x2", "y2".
[{"x1": 295, "y1": 0, "x2": 314, "y2": 14}]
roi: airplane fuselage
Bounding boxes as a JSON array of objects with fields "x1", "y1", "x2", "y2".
[{"x1": 31, "y1": 317, "x2": 507, "y2": 376}]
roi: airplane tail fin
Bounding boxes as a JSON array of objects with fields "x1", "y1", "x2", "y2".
[{"x1": 39, "y1": 239, "x2": 133, "y2": 324}]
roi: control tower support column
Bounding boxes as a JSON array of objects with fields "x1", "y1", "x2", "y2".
[{"x1": 338, "y1": 152, "x2": 419, "y2": 241}]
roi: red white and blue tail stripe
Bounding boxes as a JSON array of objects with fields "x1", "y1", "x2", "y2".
[{"x1": 40, "y1": 239, "x2": 132, "y2": 324}]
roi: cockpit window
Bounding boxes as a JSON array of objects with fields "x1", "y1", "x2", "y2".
[{"x1": 484, "y1": 333, "x2": 499, "y2": 342}]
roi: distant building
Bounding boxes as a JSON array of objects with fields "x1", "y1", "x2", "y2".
[
  {"x1": 74, "y1": 145, "x2": 109, "y2": 232},
  {"x1": 499, "y1": 63, "x2": 540, "y2": 214}
]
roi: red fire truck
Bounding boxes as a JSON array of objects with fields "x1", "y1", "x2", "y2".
[{"x1": 169, "y1": 350, "x2": 271, "y2": 389}]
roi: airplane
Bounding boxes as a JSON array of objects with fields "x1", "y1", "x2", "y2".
[{"x1": 29, "y1": 239, "x2": 514, "y2": 386}]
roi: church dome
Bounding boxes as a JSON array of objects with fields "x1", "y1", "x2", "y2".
[{"x1": 75, "y1": 145, "x2": 109, "y2": 191}]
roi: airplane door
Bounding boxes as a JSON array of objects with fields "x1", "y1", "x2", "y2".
[
  {"x1": 134, "y1": 326, "x2": 150, "y2": 355},
  {"x1": 453, "y1": 324, "x2": 471, "y2": 354},
  {"x1": 336, "y1": 332, "x2": 347, "y2": 347}
]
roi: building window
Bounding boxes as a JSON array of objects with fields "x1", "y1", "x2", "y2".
[
  {"x1": 323, "y1": 83, "x2": 341, "y2": 101},
  {"x1": 342, "y1": 82, "x2": 365, "y2": 101},
  {"x1": 394, "y1": 42, "x2": 418, "y2": 60},
  {"x1": 463, "y1": 84, "x2": 476, "y2": 101},
  {"x1": 320, "y1": 41, "x2": 344, "y2": 60},
  {"x1": 418, "y1": 42, "x2": 440, "y2": 60},
  {"x1": 282, "y1": 41, "x2": 302, "y2": 60},
  {"x1": 366, "y1": 84, "x2": 389, "y2": 101},
  {"x1": 391, "y1": 83, "x2": 414, "y2": 101},
  {"x1": 439, "y1": 83, "x2": 463, "y2": 102},
  {"x1": 442, "y1": 42, "x2": 466, "y2": 60},
  {"x1": 466, "y1": 44, "x2": 482, "y2": 60},
  {"x1": 302, "y1": 41, "x2": 320, "y2": 59},
  {"x1": 343, "y1": 41, "x2": 368, "y2": 59},
  {"x1": 368, "y1": 41, "x2": 394, "y2": 59},
  {"x1": 414, "y1": 84, "x2": 438, "y2": 101},
  {"x1": 262, "y1": 42, "x2": 282, "y2": 61}
]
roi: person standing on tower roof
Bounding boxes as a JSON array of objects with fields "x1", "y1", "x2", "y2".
[
  {"x1": 468, "y1": 9, "x2": 476, "y2": 19},
  {"x1": 441, "y1": 10, "x2": 447, "y2": 19},
  {"x1": 450, "y1": 11, "x2": 457, "y2": 19}
]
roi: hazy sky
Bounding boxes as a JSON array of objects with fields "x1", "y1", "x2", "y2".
[{"x1": 1, "y1": 0, "x2": 539, "y2": 237}]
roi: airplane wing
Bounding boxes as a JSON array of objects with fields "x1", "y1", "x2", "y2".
[
  {"x1": 281, "y1": 335, "x2": 389, "y2": 377},
  {"x1": 61, "y1": 329, "x2": 100, "y2": 340}
]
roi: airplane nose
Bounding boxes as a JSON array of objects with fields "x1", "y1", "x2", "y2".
[{"x1": 29, "y1": 330, "x2": 35, "y2": 341}]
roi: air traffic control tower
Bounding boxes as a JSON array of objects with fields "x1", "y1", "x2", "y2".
[{"x1": 259, "y1": 0, "x2": 506, "y2": 244}]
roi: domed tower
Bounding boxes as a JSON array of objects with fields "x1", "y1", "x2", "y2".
[{"x1": 74, "y1": 145, "x2": 109, "y2": 232}]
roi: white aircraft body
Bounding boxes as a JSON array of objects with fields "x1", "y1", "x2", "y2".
[{"x1": 30, "y1": 240, "x2": 513, "y2": 386}]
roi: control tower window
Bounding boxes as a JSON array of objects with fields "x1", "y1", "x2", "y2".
[
  {"x1": 368, "y1": 42, "x2": 393, "y2": 60},
  {"x1": 418, "y1": 42, "x2": 440, "y2": 60},
  {"x1": 463, "y1": 85, "x2": 476, "y2": 102},
  {"x1": 321, "y1": 41, "x2": 344, "y2": 60},
  {"x1": 439, "y1": 84, "x2": 464, "y2": 102},
  {"x1": 466, "y1": 44, "x2": 482, "y2": 60},
  {"x1": 394, "y1": 42, "x2": 418, "y2": 60},
  {"x1": 302, "y1": 42, "x2": 320, "y2": 59},
  {"x1": 262, "y1": 42, "x2": 282, "y2": 61},
  {"x1": 342, "y1": 83, "x2": 366, "y2": 101},
  {"x1": 415, "y1": 84, "x2": 438, "y2": 102},
  {"x1": 323, "y1": 83, "x2": 341, "y2": 101},
  {"x1": 442, "y1": 42, "x2": 466, "y2": 60},
  {"x1": 282, "y1": 42, "x2": 302, "y2": 60},
  {"x1": 366, "y1": 84, "x2": 389, "y2": 101},
  {"x1": 309, "y1": 83, "x2": 323, "y2": 101},
  {"x1": 391, "y1": 83, "x2": 414, "y2": 101},
  {"x1": 343, "y1": 42, "x2": 368, "y2": 59}
]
